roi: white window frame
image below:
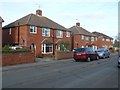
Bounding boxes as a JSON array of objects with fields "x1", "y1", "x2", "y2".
[
  {"x1": 9, "y1": 28, "x2": 11, "y2": 35},
  {"x1": 66, "y1": 31, "x2": 70, "y2": 37},
  {"x1": 86, "y1": 36, "x2": 89, "y2": 41},
  {"x1": 106, "y1": 39, "x2": 110, "y2": 42},
  {"x1": 42, "y1": 44, "x2": 53, "y2": 54},
  {"x1": 81, "y1": 35, "x2": 84, "y2": 40},
  {"x1": 56, "y1": 30, "x2": 63, "y2": 38},
  {"x1": 42, "y1": 28, "x2": 50, "y2": 37},
  {"x1": 102, "y1": 38, "x2": 105, "y2": 41},
  {"x1": 30, "y1": 26, "x2": 37, "y2": 34},
  {"x1": 81, "y1": 46, "x2": 84, "y2": 48},
  {"x1": 91, "y1": 37, "x2": 94, "y2": 42}
]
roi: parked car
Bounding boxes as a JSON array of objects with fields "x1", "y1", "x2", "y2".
[
  {"x1": 96, "y1": 48, "x2": 110, "y2": 59},
  {"x1": 10, "y1": 45, "x2": 22, "y2": 50},
  {"x1": 118, "y1": 56, "x2": 120, "y2": 68},
  {"x1": 73, "y1": 47, "x2": 99, "y2": 62}
]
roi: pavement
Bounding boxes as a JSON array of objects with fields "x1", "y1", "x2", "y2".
[
  {"x1": 2, "y1": 57, "x2": 73, "y2": 72},
  {"x1": 2, "y1": 52, "x2": 118, "y2": 72}
]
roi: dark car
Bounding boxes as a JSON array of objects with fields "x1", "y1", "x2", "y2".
[
  {"x1": 73, "y1": 47, "x2": 99, "y2": 62},
  {"x1": 96, "y1": 48, "x2": 110, "y2": 59},
  {"x1": 118, "y1": 57, "x2": 120, "y2": 68}
]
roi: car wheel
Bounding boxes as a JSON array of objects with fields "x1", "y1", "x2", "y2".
[
  {"x1": 75, "y1": 60, "x2": 79, "y2": 62},
  {"x1": 87, "y1": 57, "x2": 91, "y2": 62},
  {"x1": 103, "y1": 55, "x2": 105, "y2": 59}
]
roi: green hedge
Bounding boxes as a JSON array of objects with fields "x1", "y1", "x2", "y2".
[{"x1": 2, "y1": 45, "x2": 31, "y2": 54}]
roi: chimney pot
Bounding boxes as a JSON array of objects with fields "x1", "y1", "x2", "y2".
[
  {"x1": 36, "y1": 9, "x2": 42, "y2": 16},
  {"x1": 76, "y1": 22, "x2": 80, "y2": 27}
]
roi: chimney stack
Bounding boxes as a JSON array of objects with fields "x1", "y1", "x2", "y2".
[
  {"x1": 76, "y1": 22, "x2": 80, "y2": 27},
  {"x1": 36, "y1": 9, "x2": 42, "y2": 16}
]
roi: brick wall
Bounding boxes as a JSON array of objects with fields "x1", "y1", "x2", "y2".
[
  {"x1": 55, "y1": 51, "x2": 73, "y2": 60},
  {"x1": 2, "y1": 52, "x2": 35, "y2": 66}
]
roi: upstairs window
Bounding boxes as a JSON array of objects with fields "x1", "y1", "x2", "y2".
[
  {"x1": 91, "y1": 37, "x2": 94, "y2": 42},
  {"x1": 42, "y1": 28, "x2": 50, "y2": 37},
  {"x1": 56, "y1": 30, "x2": 63, "y2": 38},
  {"x1": 81, "y1": 35, "x2": 84, "y2": 40},
  {"x1": 86, "y1": 36, "x2": 89, "y2": 41},
  {"x1": 106, "y1": 39, "x2": 110, "y2": 42},
  {"x1": 66, "y1": 32, "x2": 70, "y2": 37},
  {"x1": 96, "y1": 37, "x2": 98, "y2": 41},
  {"x1": 102, "y1": 38, "x2": 105, "y2": 41},
  {"x1": 30, "y1": 26, "x2": 37, "y2": 34}
]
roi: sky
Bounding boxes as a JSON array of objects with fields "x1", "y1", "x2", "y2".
[{"x1": 0, "y1": 0, "x2": 119, "y2": 39}]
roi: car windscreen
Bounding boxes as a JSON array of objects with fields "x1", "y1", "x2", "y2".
[{"x1": 75, "y1": 48, "x2": 85, "y2": 53}]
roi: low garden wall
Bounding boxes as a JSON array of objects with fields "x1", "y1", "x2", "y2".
[
  {"x1": 55, "y1": 51, "x2": 73, "y2": 60},
  {"x1": 2, "y1": 52, "x2": 35, "y2": 66}
]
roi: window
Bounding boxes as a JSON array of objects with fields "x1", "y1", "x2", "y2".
[
  {"x1": 9, "y1": 28, "x2": 11, "y2": 35},
  {"x1": 42, "y1": 44, "x2": 53, "y2": 54},
  {"x1": 81, "y1": 35, "x2": 84, "y2": 40},
  {"x1": 66, "y1": 32, "x2": 70, "y2": 37},
  {"x1": 81, "y1": 46, "x2": 84, "y2": 48},
  {"x1": 30, "y1": 26, "x2": 37, "y2": 34},
  {"x1": 106, "y1": 39, "x2": 110, "y2": 42},
  {"x1": 96, "y1": 37, "x2": 98, "y2": 41},
  {"x1": 102, "y1": 38, "x2": 105, "y2": 41},
  {"x1": 86, "y1": 36, "x2": 89, "y2": 41},
  {"x1": 91, "y1": 37, "x2": 94, "y2": 42},
  {"x1": 56, "y1": 30, "x2": 63, "y2": 38},
  {"x1": 111, "y1": 39, "x2": 113, "y2": 42},
  {"x1": 42, "y1": 28, "x2": 50, "y2": 37}
]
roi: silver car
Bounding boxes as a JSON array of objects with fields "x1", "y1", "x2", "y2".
[{"x1": 97, "y1": 48, "x2": 110, "y2": 59}]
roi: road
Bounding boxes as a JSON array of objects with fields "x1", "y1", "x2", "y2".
[{"x1": 2, "y1": 55, "x2": 118, "y2": 88}]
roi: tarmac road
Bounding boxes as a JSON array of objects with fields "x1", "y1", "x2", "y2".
[{"x1": 2, "y1": 55, "x2": 118, "y2": 88}]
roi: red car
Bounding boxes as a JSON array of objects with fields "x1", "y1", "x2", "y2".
[{"x1": 73, "y1": 48, "x2": 99, "y2": 62}]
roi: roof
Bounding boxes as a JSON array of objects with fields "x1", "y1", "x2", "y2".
[
  {"x1": 3, "y1": 14, "x2": 69, "y2": 31},
  {"x1": 69, "y1": 26, "x2": 96, "y2": 37},
  {"x1": 0, "y1": 16, "x2": 4, "y2": 22},
  {"x1": 42, "y1": 40, "x2": 53, "y2": 44},
  {"x1": 92, "y1": 31, "x2": 113, "y2": 39}
]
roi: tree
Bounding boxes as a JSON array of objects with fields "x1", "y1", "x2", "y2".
[{"x1": 113, "y1": 39, "x2": 120, "y2": 47}]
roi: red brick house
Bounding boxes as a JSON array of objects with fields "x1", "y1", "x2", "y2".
[
  {"x1": 2, "y1": 9, "x2": 72, "y2": 57},
  {"x1": 69, "y1": 22, "x2": 98, "y2": 50},
  {"x1": 92, "y1": 31, "x2": 113, "y2": 49}
]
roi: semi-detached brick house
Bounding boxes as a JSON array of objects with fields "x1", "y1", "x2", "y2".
[
  {"x1": 2, "y1": 9, "x2": 72, "y2": 57},
  {"x1": 69, "y1": 22, "x2": 98, "y2": 50},
  {"x1": 92, "y1": 31, "x2": 113, "y2": 49}
]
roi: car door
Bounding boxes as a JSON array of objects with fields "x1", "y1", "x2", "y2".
[
  {"x1": 86, "y1": 48, "x2": 91, "y2": 58},
  {"x1": 90, "y1": 48, "x2": 96, "y2": 59}
]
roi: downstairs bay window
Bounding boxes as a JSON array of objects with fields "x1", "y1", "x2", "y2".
[{"x1": 42, "y1": 44, "x2": 53, "y2": 54}]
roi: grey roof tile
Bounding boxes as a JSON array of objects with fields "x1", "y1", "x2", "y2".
[
  {"x1": 69, "y1": 26, "x2": 96, "y2": 36},
  {"x1": 92, "y1": 31, "x2": 113, "y2": 39},
  {"x1": 3, "y1": 14, "x2": 70, "y2": 31}
]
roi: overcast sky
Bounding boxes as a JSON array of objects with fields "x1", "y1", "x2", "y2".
[{"x1": 0, "y1": 0, "x2": 119, "y2": 39}]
